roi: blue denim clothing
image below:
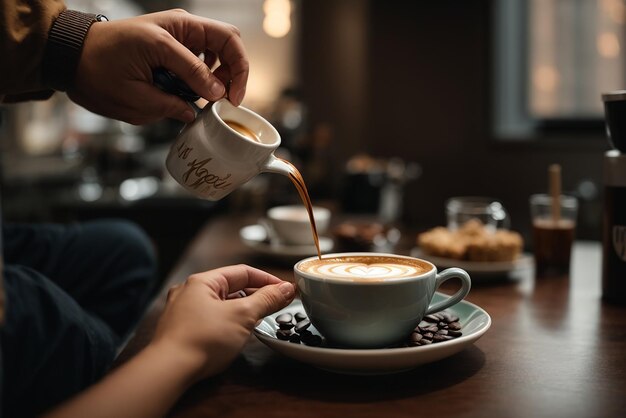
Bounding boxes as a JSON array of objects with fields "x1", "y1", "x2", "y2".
[{"x1": 0, "y1": 220, "x2": 157, "y2": 417}]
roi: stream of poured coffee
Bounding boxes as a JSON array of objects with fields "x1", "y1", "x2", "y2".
[{"x1": 278, "y1": 158, "x2": 322, "y2": 259}]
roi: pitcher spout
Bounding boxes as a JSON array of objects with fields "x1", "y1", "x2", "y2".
[{"x1": 263, "y1": 154, "x2": 295, "y2": 176}]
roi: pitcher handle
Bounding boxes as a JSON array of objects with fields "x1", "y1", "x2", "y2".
[
  {"x1": 153, "y1": 67, "x2": 205, "y2": 115},
  {"x1": 425, "y1": 268, "x2": 472, "y2": 315}
]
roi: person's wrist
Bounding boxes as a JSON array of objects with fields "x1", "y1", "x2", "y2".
[
  {"x1": 42, "y1": 10, "x2": 107, "y2": 91},
  {"x1": 146, "y1": 338, "x2": 208, "y2": 385}
]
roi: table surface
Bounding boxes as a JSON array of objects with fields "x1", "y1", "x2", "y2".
[{"x1": 121, "y1": 215, "x2": 626, "y2": 418}]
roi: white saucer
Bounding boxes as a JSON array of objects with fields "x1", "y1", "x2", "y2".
[
  {"x1": 240, "y1": 224, "x2": 334, "y2": 259},
  {"x1": 254, "y1": 295, "x2": 491, "y2": 375},
  {"x1": 411, "y1": 248, "x2": 533, "y2": 277}
]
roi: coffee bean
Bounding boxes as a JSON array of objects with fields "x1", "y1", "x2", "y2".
[
  {"x1": 436, "y1": 329, "x2": 448, "y2": 336},
  {"x1": 438, "y1": 322, "x2": 448, "y2": 329},
  {"x1": 279, "y1": 322, "x2": 294, "y2": 330},
  {"x1": 441, "y1": 312, "x2": 460, "y2": 323},
  {"x1": 294, "y1": 312, "x2": 307, "y2": 322},
  {"x1": 295, "y1": 319, "x2": 311, "y2": 333},
  {"x1": 276, "y1": 313, "x2": 293, "y2": 325},
  {"x1": 409, "y1": 333, "x2": 423, "y2": 346},
  {"x1": 418, "y1": 320, "x2": 431, "y2": 329},
  {"x1": 424, "y1": 314, "x2": 441, "y2": 323},
  {"x1": 423, "y1": 324, "x2": 439, "y2": 333},
  {"x1": 419, "y1": 339, "x2": 433, "y2": 345},
  {"x1": 422, "y1": 332, "x2": 434, "y2": 340},
  {"x1": 448, "y1": 330, "x2": 463, "y2": 337},
  {"x1": 276, "y1": 329, "x2": 291, "y2": 340},
  {"x1": 289, "y1": 334, "x2": 301, "y2": 344},
  {"x1": 433, "y1": 334, "x2": 453, "y2": 342},
  {"x1": 302, "y1": 334, "x2": 322, "y2": 346},
  {"x1": 448, "y1": 321, "x2": 461, "y2": 331},
  {"x1": 299, "y1": 329, "x2": 313, "y2": 338}
]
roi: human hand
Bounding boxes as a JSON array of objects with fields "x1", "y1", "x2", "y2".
[
  {"x1": 69, "y1": 9, "x2": 249, "y2": 124},
  {"x1": 150, "y1": 265, "x2": 295, "y2": 381}
]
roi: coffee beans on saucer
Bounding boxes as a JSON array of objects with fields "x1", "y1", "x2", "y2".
[
  {"x1": 407, "y1": 310, "x2": 463, "y2": 347},
  {"x1": 275, "y1": 312, "x2": 323, "y2": 346},
  {"x1": 275, "y1": 310, "x2": 463, "y2": 348}
]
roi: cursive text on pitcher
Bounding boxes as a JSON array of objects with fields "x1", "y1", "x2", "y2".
[
  {"x1": 182, "y1": 158, "x2": 233, "y2": 190},
  {"x1": 177, "y1": 142, "x2": 193, "y2": 159}
]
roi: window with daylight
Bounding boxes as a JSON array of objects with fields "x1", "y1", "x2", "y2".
[{"x1": 493, "y1": 0, "x2": 626, "y2": 138}]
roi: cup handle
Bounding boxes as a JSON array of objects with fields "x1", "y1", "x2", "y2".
[
  {"x1": 258, "y1": 218, "x2": 280, "y2": 245},
  {"x1": 262, "y1": 154, "x2": 294, "y2": 176},
  {"x1": 425, "y1": 268, "x2": 472, "y2": 315}
]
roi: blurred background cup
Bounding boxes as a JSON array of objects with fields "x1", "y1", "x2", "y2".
[
  {"x1": 446, "y1": 197, "x2": 510, "y2": 233},
  {"x1": 602, "y1": 90, "x2": 626, "y2": 153},
  {"x1": 265, "y1": 205, "x2": 331, "y2": 246},
  {"x1": 530, "y1": 194, "x2": 578, "y2": 277}
]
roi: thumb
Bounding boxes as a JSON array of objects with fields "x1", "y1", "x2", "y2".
[{"x1": 244, "y1": 282, "x2": 295, "y2": 320}]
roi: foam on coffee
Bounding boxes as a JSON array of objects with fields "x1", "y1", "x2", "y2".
[{"x1": 298, "y1": 255, "x2": 432, "y2": 281}]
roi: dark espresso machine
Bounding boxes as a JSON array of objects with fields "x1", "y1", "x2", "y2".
[{"x1": 601, "y1": 91, "x2": 626, "y2": 304}]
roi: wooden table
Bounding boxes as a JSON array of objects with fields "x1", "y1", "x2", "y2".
[{"x1": 121, "y1": 215, "x2": 626, "y2": 418}]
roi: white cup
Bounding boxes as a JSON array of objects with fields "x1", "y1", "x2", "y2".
[
  {"x1": 265, "y1": 205, "x2": 331, "y2": 246},
  {"x1": 166, "y1": 99, "x2": 292, "y2": 200}
]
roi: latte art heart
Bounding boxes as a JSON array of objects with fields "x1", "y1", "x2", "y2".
[
  {"x1": 316, "y1": 263, "x2": 419, "y2": 278},
  {"x1": 351, "y1": 266, "x2": 392, "y2": 277},
  {"x1": 299, "y1": 255, "x2": 431, "y2": 280}
]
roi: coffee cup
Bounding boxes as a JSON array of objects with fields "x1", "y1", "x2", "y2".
[
  {"x1": 294, "y1": 252, "x2": 471, "y2": 348},
  {"x1": 264, "y1": 205, "x2": 331, "y2": 246},
  {"x1": 165, "y1": 98, "x2": 292, "y2": 200}
]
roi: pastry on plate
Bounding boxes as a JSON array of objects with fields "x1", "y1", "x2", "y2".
[{"x1": 418, "y1": 219, "x2": 523, "y2": 262}]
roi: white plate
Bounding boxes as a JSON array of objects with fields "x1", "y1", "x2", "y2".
[
  {"x1": 240, "y1": 224, "x2": 334, "y2": 259},
  {"x1": 411, "y1": 247, "x2": 533, "y2": 276},
  {"x1": 254, "y1": 296, "x2": 491, "y2": 375}
]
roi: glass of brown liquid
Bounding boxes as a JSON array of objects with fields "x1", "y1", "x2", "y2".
[{"x1": 530, "y1": 194, "x2": 578, "y2": 276}]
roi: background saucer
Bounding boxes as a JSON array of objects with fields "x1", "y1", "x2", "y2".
[
  {"x1": 240, "y1": 224, "x2": 334, "y2": 259},
  {"x1": 254, "y1": 295, "x2": 491, "y2": 375},
  {"x1": 411, "y1": 248, "x2": 533, "y2": 277}
]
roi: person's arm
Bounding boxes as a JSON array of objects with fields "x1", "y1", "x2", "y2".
[
  {"x1": 42, "y1": 265, "x2": 295, "y2": 418},
  {"x1": 40, "y1": 342, "x2": 201, "y2": 418},
  {"x1": 2, "y1": 5, "x2": 249, "y2": 123},
  {"x1": 0, "y1": 0, "x2": 65, "y2": 101}
]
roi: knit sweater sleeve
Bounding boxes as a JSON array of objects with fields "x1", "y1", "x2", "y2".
[{"x1": 0, "y1": 0, "x2": 66, "y2": 101}]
